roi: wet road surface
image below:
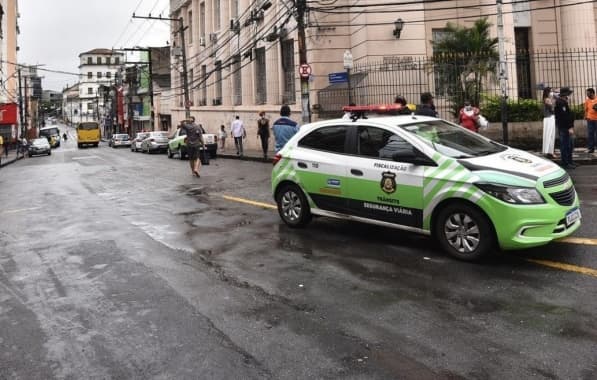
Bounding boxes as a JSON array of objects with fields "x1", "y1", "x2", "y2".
[{"x1": 0, "y1": 124, "x2": 596, "y2": 379}]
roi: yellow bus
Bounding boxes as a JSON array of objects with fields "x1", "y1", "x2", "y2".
[{"x1": 77, "y1": 122, "x2": 101, "y2": 148}]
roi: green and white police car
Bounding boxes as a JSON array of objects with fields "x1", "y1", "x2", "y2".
[{"x1": 271, "y1": 104, "x2": 581, "y2": 261}]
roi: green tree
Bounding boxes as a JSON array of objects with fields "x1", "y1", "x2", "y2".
[{"x1": 432, "y1": 18, "x2": 498, "y2": 117}]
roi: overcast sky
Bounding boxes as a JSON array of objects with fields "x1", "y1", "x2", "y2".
[{"x1": 18, "y1": 0, "x2": 171, "y2": 91}]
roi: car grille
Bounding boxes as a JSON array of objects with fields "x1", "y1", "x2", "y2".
[
  {"x1": 543, "y1": 173, "x2": 570, "y2": 188},
  {"x1": 549, "y1": 186, "x2": 576, "y2": 206}
]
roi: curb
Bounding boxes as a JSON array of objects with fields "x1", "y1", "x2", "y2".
[{"x1": 216, "y1": 153, "x2": 273, "y2": 163}]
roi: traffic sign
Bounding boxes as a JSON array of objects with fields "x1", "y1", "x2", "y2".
[{"x1": 299, "y1": 63, "x2": 312, "y2": 79}]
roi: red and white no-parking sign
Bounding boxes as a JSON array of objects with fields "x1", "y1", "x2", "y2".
[{"x1": 299, "y1": 63, "x2": 312, "y2": 79}]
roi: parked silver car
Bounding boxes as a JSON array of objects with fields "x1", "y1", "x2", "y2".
[
  {"x1": 28, "y1": 138, "x2": 51, "y2": 157},
  {"x1": 131, "y1": 132, "x2": 150, "y2": 152},
  {"x1": 140, "y1": 131, "x2": 170, "y2": 153},
  {"x1": 109, "y1": 133, "x2": 132, "y2": 148}
]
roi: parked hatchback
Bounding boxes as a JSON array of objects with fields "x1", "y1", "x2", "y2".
[
  {"x1": 28, "y1": 138, "x2": 51, "y2": 157},
  {"x1": 109, "y1": 133, "x2": 131, "y2": 148},
  {"x1": 140, "y1": 131, "x2": 170, "y2": 153}
]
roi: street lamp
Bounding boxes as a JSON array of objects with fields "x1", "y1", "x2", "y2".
[
  {"x1": 343, "y1": 50, "x2": 354, "y2": 105},
  {"x1": 393, "y1": 18, "x2": 404, "y2": 39}
]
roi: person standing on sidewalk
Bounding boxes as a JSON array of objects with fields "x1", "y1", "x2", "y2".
[
  {"x1": 273, "y1": 105, "x2": 299, "y2": 153},
  {"x1": 554, "y1": 87, "x2": 576, "y2": 170},
  {"x1": 257, "y1": 111, "x2": 270, "y2": 159},
  {"x1": 181, "y1": 118, "x2": 204, "y2": 177},
  {"x1": 584, "y1": 88, "x2": 597, "y2": 154},
  {"x1": 542, "y1": 87, "x2": 556, "y2": 158},
  {"x1": 0, "y1": 135, "x2": 4, "y2": 165},
  {"x1": 230, "y1": 115, "x2": 246, "y2": 156},
  {"x1": 219, "y1": 125, "x2": 227, "y2": 152}
]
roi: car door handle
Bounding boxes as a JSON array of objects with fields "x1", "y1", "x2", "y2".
[
  {"x1": 351, "y1": 169, "x2": 363, "y2": 176},
  {"x1": 297, "y1": 162, "x2": 308, "y2": 169}
]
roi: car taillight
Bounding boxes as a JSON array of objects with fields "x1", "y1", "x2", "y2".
[{"x1": 272, "y1": 153, "x2": 282, "y2": 166}]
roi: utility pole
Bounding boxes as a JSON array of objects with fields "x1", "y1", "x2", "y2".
[
  {"x1": 133, "y1": 14, "x2": 190, "y2": 119},
  {"x1": 17, "y1": 68, "x2": 24, "y2": 138},
  {"x1": 497, "y1": 0, "x2": 508, "y2": 145},
  {"x1": 296, "y1": 0, "x2": 311, "y2": 123},
  {"x1": 121, "y1": 47, "x2": 156, "y2": 130}
]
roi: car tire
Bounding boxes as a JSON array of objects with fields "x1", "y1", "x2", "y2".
[
  {"x1": 167, "y1": 147, "x2": 174, "y2": 158},
  {"x1": 48, "y1": 151, "x2": 51, "y2": 156},
  {"x1": 275, "y1": 183, "x2": 312, "y2": 228},
  {"x1": 178, "y1": 146, "x2": 185, "y2": 160},
  {"x1": 433, "y1": 202, "x2": 495, "y2": 261},
  {"x1": 77, "y1": 143, "x2": 82, "y2": 148}
]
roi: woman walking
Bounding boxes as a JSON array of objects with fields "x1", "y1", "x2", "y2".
[
  {"x1": 257, "y1": 111, "x2": 270, "y2": 159},
  {"x1": 542, "y1": 87, "x2": 556, "y2": 158}
]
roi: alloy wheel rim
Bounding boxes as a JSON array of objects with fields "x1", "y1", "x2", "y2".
[
  {"x1": 444, "y1": 212, "x2": 480, "y2": 253},
  {"x1": 281, "y1": 191, "x2": 301, "y2": 222}
]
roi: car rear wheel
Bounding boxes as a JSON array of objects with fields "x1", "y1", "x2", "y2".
[
  {"x1": 434, "y1": 202, "x2": 495, "y2": 261},
  {"x1": 178, "y1": 146, "x2": 185, "y2": 160},
  {"x1": 167, "y1": 147, "x2": 174, "y2": 158},
  {"x1": 276, "y1": 184, "x2": 312, "y2": 228}
]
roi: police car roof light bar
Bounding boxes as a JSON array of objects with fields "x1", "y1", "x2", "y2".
[{"x1": 342, "y1": 104, "x2": 405, "y2": 113}]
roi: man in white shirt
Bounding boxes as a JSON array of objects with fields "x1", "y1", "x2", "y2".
[{"x1": 230, "y1": 115, "x2": 246, "y2": 156}]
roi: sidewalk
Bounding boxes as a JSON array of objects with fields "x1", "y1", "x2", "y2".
[
  {"x1": 0, "y1": 147, "x2": 23, "y2": 169},
  {"x1": 216, "y1": 147, "x2": 597, "y2": 165}
]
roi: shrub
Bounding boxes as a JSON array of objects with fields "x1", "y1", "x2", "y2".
[{"x1": 481, "y1": 96, "x2": 584, "y2": 122}]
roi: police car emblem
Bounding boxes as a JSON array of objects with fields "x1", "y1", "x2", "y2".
[
  {"x1": 380, "y1": 171, "x2": 397, "y2": 194},
  {"x1": 503, "y1": 154, "x2": 532, "y2": 164}
]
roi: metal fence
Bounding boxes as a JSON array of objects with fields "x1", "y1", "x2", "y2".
[{"x1": 317, "y1": 49, "x2": 597, "y2": 121}]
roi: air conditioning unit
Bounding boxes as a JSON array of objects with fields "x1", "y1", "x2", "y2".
[{"x1": 199, "y1": 36, "x2": 206, "y2": 47}]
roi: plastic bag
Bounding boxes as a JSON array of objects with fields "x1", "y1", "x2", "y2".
[{"x1": 477, "y1": 115, "x2": 489, "y2": 130}]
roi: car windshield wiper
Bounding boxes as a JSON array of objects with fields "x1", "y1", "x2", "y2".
[{"x1": 473, "y1": 149, "x2": 499, "y2": 156}]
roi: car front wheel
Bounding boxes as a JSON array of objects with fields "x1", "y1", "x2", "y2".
[
  {"x1": 434, "y1": 202, "x2": 495, "y2": 261},
  {"x1": 276, "y1": 184, "x2": 312, "y2": 228}
]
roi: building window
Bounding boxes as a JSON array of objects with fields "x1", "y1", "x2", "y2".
[
  {"x1": 188, "y1": 10, "x2": 193, "y2": 44},
  {"x1": 87, "y1": 72, "x2": 93, "y2": 79},
  {"x1": 87, "y1": 57, "x2": 92, "y2": 64},
  {"x1": 213, "y1": 0, "x2": 220, "y2": 30},
  {"x1": 97, "y1": 57, "x2": 102, "y2": 64},
  {"x1": 106, "y1": 57, "x2": 111, "y2": 65},
  {"x1": 200, "y1": 65, "x2": 207, "y2": 105},
  {"x1": 106, "y1": 72, "x2": 111, "y2": 79},
  {"x1": 88, "y1": 103, "x2": 94, "y2": 110},
  {"x1": 281, "y1": 39, "x2": 295, "y2": 103},
  {"x1": 231, "y1": 0, "x2": 239, "y2": 18},
  {"x1": 189, "y1": 68, "x2": 194, "y2": 104},
  {"x1": 255, "y1": 48, "x2": 267, "y2": 104},
  {"x1": 88, "y1": 88, "x2": 93, "y2": 95},
  {"x1": 115, "y1": 57, "x2": 120, "y2": 64},
  {"x1": 200, "y1": 2, "x2": 206, "y2": 38},
  {"x1": 97, "y1": 72, "x2": 102, "y2": 79},
  {"x1": 214, "y1": 60, "x2": 222, "y2": 105},
  {"x1": 232, "y1": 55, "x2": 242, "y2": 105}
]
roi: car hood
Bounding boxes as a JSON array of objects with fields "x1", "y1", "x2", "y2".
[{"x1": 458, "y1": 148, "x2": 561, "y2": 185}]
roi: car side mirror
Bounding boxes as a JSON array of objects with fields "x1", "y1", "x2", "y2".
[{"x1": 392, "y1": 147, "x2": 437, "y2": 166}]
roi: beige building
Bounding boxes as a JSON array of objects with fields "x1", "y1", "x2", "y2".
[{"x1": 170, "y1": 0, "x2": 597, "y2": 149}]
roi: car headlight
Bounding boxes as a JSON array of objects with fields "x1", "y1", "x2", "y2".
[{"x1": 476, "y1": 183, "x2": 545, "y2": 204}]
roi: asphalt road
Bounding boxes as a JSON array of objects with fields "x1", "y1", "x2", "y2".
[{"x1": 0, "y1": 123, "x2": 596, "y2": 379}]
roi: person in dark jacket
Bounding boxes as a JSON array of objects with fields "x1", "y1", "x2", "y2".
[
  {"x1": 554, "y1": 86, "x2": 576, "y2": 169},
  {"x1": 257, "y1": 111, "x2": 270, "y2": 159},
  {"x1": 415, "y1": 92, "x2": 438, "y2": 117}
]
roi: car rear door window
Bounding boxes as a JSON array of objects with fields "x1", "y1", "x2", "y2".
[
  {"x1": 298, "y1": 125, "x2": 348, "y2": 154},
  {"x1": 357, "y1": 126, "x2": 412, "y2": 160}
]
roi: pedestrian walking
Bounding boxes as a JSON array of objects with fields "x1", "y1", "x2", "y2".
[
  {"x1": 554, "y1": 86, "x2": 576, "y2": 169},
  {"x1": 415, "y1": 92, "x2": 439, "y2": 117},
  {"x1": 394, "y1": 95, "x2": 414, "y2": 115},
  {"x1": 257, "y1": 111, "x2": 270, "y2": 159},
  {"x1": 542, "y1": 87, "x2": 556, "y2": 158},
  {"x1": 0, "y1": 134, "x2": 4, "y2": 165},
  {"x1": 584, "y1": 87, "x2": 597, "y2": 154},
  {"x1": 230, "y1": 115, "x2": 246, "y2": 156},
  {"x1": 273, "y1": 104, "x2": 299, "y2": 153},
  {"x1": 219, "y1": 124, "x2": 227, "y2": 151},
  {"x1": 458, "y1": 101, "x2": 481, "y2": 132},
  {"x1": 180, "y1": 118, "x2": 204, "y2": 177}
]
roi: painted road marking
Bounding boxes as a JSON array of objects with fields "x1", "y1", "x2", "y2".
[
  {"x1": 526, "y1": 259, "x2": 597, "y2": 278},
  {"x1": 556, "y1": 237, "x2": 597, "y2": 246},
  {"x1": 1, "y1": 206, "x2": 42, "y2": 215},
  {"x1": 221, "y1": 195, "x2": 277, "y2": 209},
  {"x1": 221, "y1": 194, "x2": 597, "y2": 278},
  {"x1": 72, "y1": 155, "x2": 102, "y2": 160}
]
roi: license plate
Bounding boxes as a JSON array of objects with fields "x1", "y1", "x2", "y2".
[{"x1": 566, "y1": 208, "x2": 581, "y2": 226}]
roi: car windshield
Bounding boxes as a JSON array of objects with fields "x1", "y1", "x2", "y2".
[
  {"x1": 400, "y1": 120, "x2": 507, "y2": 158},
  {"x1": 115, "y1": 135, "x2": 129, "y2": 140},
  {"x1": 33, "y1": 138, "x2": 47, "y2": 146},
  {"x1": 152, "y1": 132, "x2": 169, "y2": 138}
]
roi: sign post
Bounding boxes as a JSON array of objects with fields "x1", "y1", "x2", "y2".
[{"x1": 343, "y1": 50, "x2": 354, "y2": 105}]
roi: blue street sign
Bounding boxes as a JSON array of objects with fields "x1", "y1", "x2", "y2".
[{"x1": 328, "y1": 72, "x2": 348, "y2": 84}]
